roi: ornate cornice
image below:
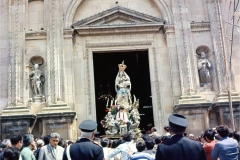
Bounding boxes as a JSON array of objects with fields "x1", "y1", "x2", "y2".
[
  {"x1": 75, "y1": 23, "x2": 162, "y2": 35},
  {"x1": 25, "y1": 30, "x2": 47, "y2": 40},
  {"x1": 164, "y1": 22, "x2": 211, "y2": 34},
  {"x1": 190, "y1": 22, "x2": 211, "y2": 32},
  {"x1": 72, "y1": 6, "x2": 165, "y2": 27},
  {"x1": 164, "y1": 24, "x2": 174, "y2": 33},
  {"x1": 63, "y1": 29, "x2": 74, "y2": 38},
  {"x1": 85, "y1": 41, "x2": 152, "y2": 48}
]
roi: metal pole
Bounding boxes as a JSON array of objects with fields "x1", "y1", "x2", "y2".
[{"x1": 217, "y1": 0, "x2": 235, "y2": 130}]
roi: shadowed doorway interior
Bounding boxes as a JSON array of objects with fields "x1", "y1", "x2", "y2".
[{"x1": 93, "y1": 50, "x2": 154, "y2": 135}]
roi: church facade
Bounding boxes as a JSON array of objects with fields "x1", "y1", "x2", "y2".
[{"x1": 0, "y1": 0, "x2": 239, "y2": 140}]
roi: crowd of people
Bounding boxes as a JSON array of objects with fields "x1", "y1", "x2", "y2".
[{"x1": 0, "y1": 114, "x2": 239, "y2": 160}]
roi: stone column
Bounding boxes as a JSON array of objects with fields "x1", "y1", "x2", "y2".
[
  {"x1": 207, "y1": 1, "x2": 226, "y2": 93},
  {"x1": 148, "y1": 46, "x2": 165, "y2": 134},
  {"x1": 8, "y1": 0, "x2": 26, "y2": 106},
  {"x1": 165, "y1": 26, "x2": 182, "y2": 105},
  {"x1": 171, "y1": 0, "x2": 199, "y2": 96},
  {"x1": 44, "y1": 0, "x2": 64, "y2": 104},
  {"x1": 63, "y1": 29, "x2": 75, "y2": 109}
]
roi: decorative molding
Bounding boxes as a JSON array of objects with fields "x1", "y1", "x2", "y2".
[
  {"x1": 72, "y1": 6, "x2": 165, "y2": 27},
  {"x1": 85, "y1": 41, "x2": 152, "y2": 48},
  {"x1": 28, "y1": 0, "x2": 44, "y2": 2},
  {"x1": 164, "y1": 23, "x2": 211, "y2": 33},
  {"x1": 164, "y1": 24, "x2": 174, "y2": 33},
  {"x1": 75, "y1": 24, "x2": 162, "y2": 35},
  {"x1": 64, "y1": 0, "x2": 172, "y2": 28},
  {"x1": 47, "y1": 45, "x2": 51, "y2": 104},
  {"x1": 63, "y1": 29, "x2": 74, "y2": 38},
  {"x1": 52, "y1": 0, "x2": 57, "y2": 103},
  {"x1": 85, "y1": 49, "x2": 91, "y2": 115},
  {"x1": 14, "y1": 0, "x2": 20, "y2": 105},
  {"x1": 190, "y1": 22, "x2": 211, "y2": 32},
  {"x1": 25, "y1": 31, "x2": 47, "y2": 40},
  {"x1": 73, "y1": 6, "x2": 165, "y2": 35},
  {"x1": 152, "y1": 47, "x2": 161, "y2": 110}
]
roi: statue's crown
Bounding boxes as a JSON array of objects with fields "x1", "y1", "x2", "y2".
[{"x1": 118, "y1": 61, "x2": 127, "y2": 71}]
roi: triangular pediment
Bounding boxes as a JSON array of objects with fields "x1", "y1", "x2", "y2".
[{"x1": 72, "y1": 6, "x2": 165, "y2": 28}]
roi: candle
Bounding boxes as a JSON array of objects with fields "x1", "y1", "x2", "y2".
[
  {"x1": 106, "y1": 98, "x2": 109, "y2": 106},
  {"x1": 110, "y1": 99, "x2": 113, "y2": 106}
]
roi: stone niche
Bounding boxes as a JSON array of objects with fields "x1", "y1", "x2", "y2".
[
  {"x1": 29, "y1": 56, "x2": 45, "y2": 103},
  {"x1": 196, "y1": 45, "x2": 212, "y2": 91}
]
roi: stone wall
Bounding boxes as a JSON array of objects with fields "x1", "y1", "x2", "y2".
[{"x1": 0, "y1": 0, "x2": 9, "y2": 112}]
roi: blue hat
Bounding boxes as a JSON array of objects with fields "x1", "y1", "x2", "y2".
[
  {"x1": 79, "y1": 120, "x2": 97, "y2": 132},
  {"x1": 168, "y1": 114, "x2": 188, "y2": 127}
]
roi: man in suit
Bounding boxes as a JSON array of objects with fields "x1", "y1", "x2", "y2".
[
  {"x1": 155, "y1": 114, "x2": 206, "y2": 160},
  {"x1": 62, "y1": 119, "x2": 104, "y2": 160},
  {"x1": 38, "y1": 133, "x2": 64, "y2": 160}
]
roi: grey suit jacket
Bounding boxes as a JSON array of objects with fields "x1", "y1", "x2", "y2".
[{"x1": 38, "y1": 144, "x2": 64, "y2": 160}]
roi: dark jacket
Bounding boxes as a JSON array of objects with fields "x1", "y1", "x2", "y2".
[
  {"x1": 0, "y1": 152, "x2": 4, "y2": 160},
  {"x1": 62, "y1": 138, "x2": 104, "y2": 160},
  {"x1": 155, "y1": 134, "x2": 206, "y2": 160}
]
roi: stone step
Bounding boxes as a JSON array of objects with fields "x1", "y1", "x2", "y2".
[
  {"x1": 2, "y1": 108, "x2": 31, "y2": 115},
  {"x1": 217, "y1": 96, "x2": 240, "y2": 102},
  {"x1": 218, "y1": 91, "x2": 239, "y2": 97},
  {"x1": 178, "y1": 98, "x2": 206, "y2": 104}
]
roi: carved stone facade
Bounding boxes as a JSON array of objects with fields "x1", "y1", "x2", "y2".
[{"x1": 0, "y1": 0, "x2": 239, "y2": 139}]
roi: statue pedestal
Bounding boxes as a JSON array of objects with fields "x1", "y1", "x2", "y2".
[
  {"x1": 33, "y1": 95, "x2": 45, "y2": 102},
  {"x1": 120, "y1": 124, "x2": 127, "y2": 135},
  {"x1": 0, "y1": 103, "x2": 35, "y2": 139},
  {"x1": 200, "y1": 83, "x2": 212, "y2": 92}
]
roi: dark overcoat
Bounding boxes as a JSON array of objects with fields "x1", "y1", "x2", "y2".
[
  {"x1": 62, "y1": 138, "x2": 104, "y2": 160},
  {"x1": 155, "y1": 134, "x2": 207, "y2": 160}
]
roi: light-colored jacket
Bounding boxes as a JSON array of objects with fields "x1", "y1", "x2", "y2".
[{"x1": 38, "y1": 144, "x2": 64, "y2": 160}]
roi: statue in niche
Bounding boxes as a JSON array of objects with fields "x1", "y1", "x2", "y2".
[
  {"x1": 197, "y1": 52, "x2": 211, "y2": 87},
  {"x1": 29, "y1": 64, "x2": 45, "y2": 96},
  {"x1": 115, "y1": 61, "x2": 132, "y2": 109}
]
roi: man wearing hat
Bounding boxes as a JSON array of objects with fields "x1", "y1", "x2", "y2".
[
  {"x1": 62, "y1": 120, "x2": 104, "y2": 160},
  {"x1": 155, "y1": 114, "x2": 206, "y2": 160}
]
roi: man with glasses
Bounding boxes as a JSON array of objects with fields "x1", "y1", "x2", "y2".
[{"x1": 38, "y1": 133, "x2": 64, "y2": 160}]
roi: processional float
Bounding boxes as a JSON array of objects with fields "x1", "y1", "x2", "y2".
[{"x1": 100, "y1": 61, "x2": 141, "y2": 138}]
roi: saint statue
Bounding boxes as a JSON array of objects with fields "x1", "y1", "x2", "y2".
[
  {"x1": 115, "y1": 61, "x2": 132, "y2": 108},
  {"x1": 29, "y1": 64, "x2": 45, "y2": 96},
  {"x1": 197, "y1": 52, "x2": 211, "y2": 87}
]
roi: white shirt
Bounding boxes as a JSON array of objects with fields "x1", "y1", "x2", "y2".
[
  {"x1": 103, "y1": 147, "x2": 114, "y2": 160},
  {"x1": 108, "y1": 142, "x2": 132, "y2": 160}
]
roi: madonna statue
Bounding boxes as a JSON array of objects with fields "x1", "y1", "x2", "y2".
[{"x1": 115, "y1": 61, "x2": 132, "y2": 108}]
